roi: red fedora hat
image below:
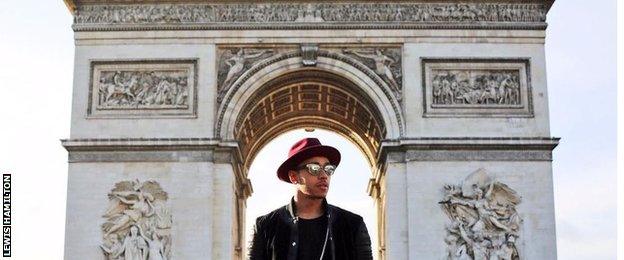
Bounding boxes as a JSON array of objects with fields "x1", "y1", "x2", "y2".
[{"x1": 277, "y1": 137, "x2": 341, "y2": 183}]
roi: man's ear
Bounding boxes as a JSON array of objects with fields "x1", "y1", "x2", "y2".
[{"x1": 288, "y1": 170, "x2": 299, "y2": 184}]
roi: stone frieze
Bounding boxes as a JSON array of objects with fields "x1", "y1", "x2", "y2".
[{"x1": 72, "y1": 3, "x2": 548, "y2": 30}]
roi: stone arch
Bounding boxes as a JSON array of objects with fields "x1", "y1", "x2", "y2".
[
  {"x1": 216, "y1": 50, "x2": 404, "y2": 259},
  {"x1": 232, "y1": 69, "x2": 387, "y2": 168},
  {"x1": 216, "y1": 50, "x2": 404, "y2": 145}
]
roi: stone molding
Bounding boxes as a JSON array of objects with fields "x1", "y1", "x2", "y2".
[
  {"x1": 379, "y1": 137, "x2": 560, "y2": 162},
  {"x1": 61, "y1": 138, "x2": 243, "y2": 164},
  {"x1": 68, "y1": 150, "x2": 215, "y2": 163},
  {"x1": 62, "y1": 138, "x2": 226, "y2": 151},
  {"x1": 70, "y1": 2, "x2": 550, "y2": 31}
]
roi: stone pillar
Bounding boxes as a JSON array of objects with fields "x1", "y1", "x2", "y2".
[{"x1": 382, "y1": 151, "x2": 409, "y2": 259}]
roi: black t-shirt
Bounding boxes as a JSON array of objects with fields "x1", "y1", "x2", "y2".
[{"x1": 297, "y1": 215, "x2": 330, "y2": 260}]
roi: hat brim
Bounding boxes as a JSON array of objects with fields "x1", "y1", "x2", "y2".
[{"x1": 277, "y1": 145, "x2": 341, "y2": 183}]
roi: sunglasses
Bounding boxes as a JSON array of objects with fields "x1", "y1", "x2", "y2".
[{"x1": 295, "y1": 163, "x2": 337, "y2": 176}]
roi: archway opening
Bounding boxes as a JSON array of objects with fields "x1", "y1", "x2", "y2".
[
  {"x1": 245, "y1": 129, "x2": 378, "y2": 258},
  {"x1": 231, "y1": 69, "x2": 388, "y2": 259}
]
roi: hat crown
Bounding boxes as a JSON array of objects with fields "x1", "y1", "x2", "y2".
[{"x1": 288, "y1": 138, "x2": 322, "y2": 157}]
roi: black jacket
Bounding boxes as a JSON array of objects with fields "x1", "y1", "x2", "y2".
[{"x1": 249, "y1": 198, "x2": 373, "y2": 260}]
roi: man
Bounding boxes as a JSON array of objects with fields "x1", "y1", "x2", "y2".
[{"x1": 249, "y1": 137, "x2": 373, "y2": 260}]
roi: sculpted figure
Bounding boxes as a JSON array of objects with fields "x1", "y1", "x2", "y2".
[
  {"x1": 120, "y1": 225, "x2": 149, "y2": 260},
  {"x1": 100, "y1": 233, "x2": 123, "y2": 260},
  {"x1": 223, "y1": 49, "x2": 268, "y2": 87},
  {"x1": 139, "y1": 227, "x2": 167, "y2": 260},
  {"x1": 440, "y1": 169, "x2": 522, "y2": 260},
  {"x1": 102, "y1": 181, "x2": 155, "y2": 236},
  {"x1": 345, "y1": 49, "x2": 399, "y2": 90},
  {"x1": 101, "y1": 180, "x2": 173, "y2": 260},
  {"x1": 459, "y1": 223, "x2": 490, "y2": 260}
]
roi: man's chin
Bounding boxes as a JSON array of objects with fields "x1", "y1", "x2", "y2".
[{"x1": 305, "y1": 193, "x2": 327, "y2": 200}]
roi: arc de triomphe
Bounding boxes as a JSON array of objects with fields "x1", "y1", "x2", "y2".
[{"x1": 61, "y1": 1, "x2": 559, "y2": 259}]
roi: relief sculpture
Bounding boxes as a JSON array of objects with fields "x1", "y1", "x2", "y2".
[
  {"x1": 342, "y1": 48, "x2": 402, "y2": 98},
  {"x1": 217, "y1": 48, "x2": 275, "y2": 102},
  {"x1": 74, "y1": 3, "x2": 547, "y2": 26},
  {"x1": 97, "y1": 70, "x2": 189, "y2": 109},
  {"x1": 89, "y1": 61, "x2": 196, "y2": 118},
  {"x1": 422, "y1": 59, "x2": 532, "y2": 117},
  {"x1": 431, "y1": 69, "x2": 521, "y2": 106},
  {"x1": 100, "y1": 179, "x2": 172, "y2": 260},
  {"x1": 439, "y1": 169, "x2": 522, "y2": 260}
]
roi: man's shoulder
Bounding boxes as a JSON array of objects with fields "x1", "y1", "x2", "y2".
[
  {"x1": 255, "y1": 205, "x2": 288, "y2": 225},
  {"x1": 328, "y1": 204, "x2": 363, "y2": 222}
]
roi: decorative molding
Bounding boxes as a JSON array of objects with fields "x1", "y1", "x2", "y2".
[
  {"x1": 440, "y1": 169, "x2": 522, "y2": 260},
  {"x1": 100, "y1": 179, "x2": 172, "y2": 260},
  {"x1": 405, "y1": 150, "x2": 552, "y2": 161},
  {"x1": 71, "y1": 3, "x2": 549, "y2": 31},
  {"x1": 68, "y1": 150, "x2": 215, "y2": 162},
  {"x1": 88, "y1": 59, "x2": 198, "y2": 118},
  {"x1": 378, "y1": 137, "x2": 559, "y2": 162},
  {"x1": 422, "y1": 58, "x2": 533, "y2": 117},
  {"x1": 382, "y1": 137, "x2": 560, "y2": 149},
  {"x1": 62, "y1": 138, "x2": 230, "y2": 150}
]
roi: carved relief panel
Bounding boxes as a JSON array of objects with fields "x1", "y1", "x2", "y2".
[
  {"x1": 101, "y1": 179, "x2": 172, "y2": 260},
  {"x1": 440, "y1": 169, "x2": 522, "y2": 260},
  {"x1": 216, "y1": 47, "x2": 280, "y2": 103},
  {"x1": 88, "y1": 60, "x2": 197, "y2": 118},
  {"x1": 341, "y1": 47, "x2": 403, "y2": 99},
  {"x1": 422, "y1": 59, "x2": 532, "y2": 117}
]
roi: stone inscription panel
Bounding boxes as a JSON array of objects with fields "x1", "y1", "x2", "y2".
[
  {"x1": 422, "y1": 59, "x2": 532, "y2": 117},
  {"x1": 88, "y1": 60, "x2": 197, "y2": 118}
]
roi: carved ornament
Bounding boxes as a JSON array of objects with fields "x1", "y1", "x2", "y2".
[
  {"x1": 100, "y1": 179, "x2": 172, "y2": 260},
  {"x1": 440, "y1": 169, "x2": 522, "y2": 260}
]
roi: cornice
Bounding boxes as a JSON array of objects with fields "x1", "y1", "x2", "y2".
[
  {"x1": 61, "y1": 138, "x2": 237, "y2": 151},
  {"x1": 66, "y1": 1, "x2": 554, "y2": 31},
  {"x1": 381, "y1": 137, "x2": 560, "y2": 150}
]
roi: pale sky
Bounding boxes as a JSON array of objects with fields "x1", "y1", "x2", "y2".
[{"x1": 0, "y1": 0, "x2": 617, "y2": 259}]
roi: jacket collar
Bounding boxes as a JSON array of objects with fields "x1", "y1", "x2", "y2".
[{"x1": 286, "y1": 196, "x2": 331, "y2": 221}]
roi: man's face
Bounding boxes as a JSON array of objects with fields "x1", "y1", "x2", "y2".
[{"x1": 290, "y1": 156, "x2": 332, "y2": 199}]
